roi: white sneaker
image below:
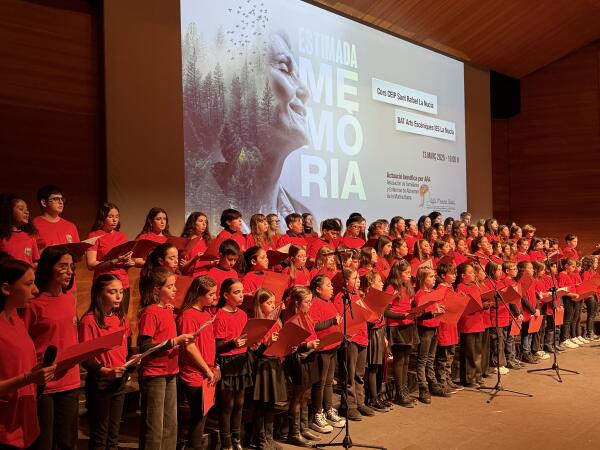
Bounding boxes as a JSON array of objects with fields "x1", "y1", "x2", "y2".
[
  {"x1": 325, "y1": 408, "x2": 346, "y2": 428},
  {"x1": 573, "y1": 337, "x2": 585, "y2": 345},
  {"x1": 578, "y1": 336, "x2": 589, "y2": 344},
  {"x1": 539, "y1": 352, "x2": 550, "y2": 360},
  {"x1": 563, "y1": 339, "x2": 578, "y2": 349},
  {"x1": 311, "y1": 412, "x2": 333, "y2": 433},
  {"x1": 500, "y1": 366, "x2": 509, "y2": 375}
]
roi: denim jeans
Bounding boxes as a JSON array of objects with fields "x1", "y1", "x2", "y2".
[
  {"x1": 86, "y1": 375, "x2": 126, "y2": 450},
  {"x1": 33, "y1": 388, "x2": 79, "y2": 450},
  {"x1": 140, "y1": 375, "x2": 178, "y2": 450},
  {"x1": 416, "y1": 327, "x2": 438, "y2": 386},
  {"x1": 521, "y1": 321, "x2": 532, "y2": 354}
]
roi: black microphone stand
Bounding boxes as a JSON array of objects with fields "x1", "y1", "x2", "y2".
[
  {"x1": 527, "y1": 251, "x2": 579, "y2": 382},
  {"x1": 313, "y1": 249, "x2": 386, "y2": 450},
  {"x1": 469, "y1": 255, "x2": 532, "y2": 403}
]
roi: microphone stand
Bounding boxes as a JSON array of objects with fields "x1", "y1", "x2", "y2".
[
  {"x1": 313, "y1": 249, "x2": 386, "y2": 450},
  {"x1": 527, "y1": 251, "x2": 579, "y2": 382},
  {"x1": 469, "y1": 255, "x2": 532, "y2": 403}
]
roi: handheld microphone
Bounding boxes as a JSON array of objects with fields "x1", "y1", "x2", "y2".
[{"x1": 37, "y1": 345, "x2": 57, "y2": 398}]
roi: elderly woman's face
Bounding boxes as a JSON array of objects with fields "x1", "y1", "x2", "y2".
[{"x1": 268, "y1": 32, "x2": 310, "y2": 151}]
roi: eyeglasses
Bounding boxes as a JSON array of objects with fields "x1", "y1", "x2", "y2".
[{"x1": 48, "y1": 197, "x2": 65, "y2": 204}]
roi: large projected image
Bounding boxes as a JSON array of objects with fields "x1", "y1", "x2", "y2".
[{"x1": 181, "y1": 0, "x2": 466, "y2": 231}]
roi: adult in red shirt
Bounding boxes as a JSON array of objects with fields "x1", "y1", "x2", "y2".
[
  {"x1": 0, "y1": 258, "x2": 56, "y2": 449},
  {"x1": 31, "y1": 185, "x2": 80, "y2": 251},
  {"x1": 0, "y1": 194, "x2": 40, "y2": 266},
  {"x1": 23, "y1": 246, "x2": 80, "y2": 449},
  {"x1": 86, "y1": 202, "x2": 135, "y2": 314},
  {"x1": 79, "y1": 274, "x2": 133, "y2": 450}
]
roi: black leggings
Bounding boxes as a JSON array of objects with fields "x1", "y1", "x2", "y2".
[
  {"x1": 183, "y1": 383, "x2": 207, "y2": 449},
  {"x1": 391, "y1": 345, "x2": 411, "y2": 393},
  {"x1": 585, "y1": 295, "x2": 598, "y2": 336},
  {"x1": 218, "y1": 388, "x2": 245, "y2": 436}
]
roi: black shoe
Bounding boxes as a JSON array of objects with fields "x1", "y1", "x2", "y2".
[
  {"x1": 418, "y1": 386, "x2": 431, "y2": 404},
  {"x1": 380, "y1": 398, "x2": 394, "y2": 409},
  {"x1": 367, "y1": 399, "x2": 389, "y2": 412},
  {"x1": 393, "y1": 388, "x2": 414, "y2": 408},
  {"x1": 356, "y1": 404, "x2": 375, "y2": 417},
  {"x1": 521, "y1": 353, "x2": 540, "y2": 364},
  {"x1": 430, "y1": 383, "x2": 451, "y2": 397}
]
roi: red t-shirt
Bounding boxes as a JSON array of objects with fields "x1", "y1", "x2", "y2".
[
  {"x1": 308, "y1": 238, "x2": 337, "y2": 260},
  {"x1": 138, "y1": 304, "x2": 179, "y2": 378},
  {"x1": 245, "y1": 234, "x2": 274, "y2": 251},
  {"x1": 277, "y1": 232, "x2": 308, "y2": 250},
  {"x1": 184, "y1": 237, "x2": 209, "y2": 276},
  {"x1": 414, "y1": 288, "x2": 441, "y2": 328},
  {"x1": 216, "y1": 229, "x2": 246, "y2": 252},
  {"x1": 283, "y1": 266, "x2": 310, "y2": 287},
  {"x1": 309, "y1": 298, "x2": 341, "y2": 351},
  {"x1": 340, "y1": 236, "x2": 365, "y2": 250},
  {"x1": 384, "y1": 285, "x2": 412, "y2": 327},
  {"x1": 437, "y1": 285, "x2": 458, "y2": 346},
  {"x1": 484, "y1": 278, "x2": 510, "y2": 327},
  {"x1": 242, "y1": 271, "x2": 266, "y2": 294},
  {"x1": 206, "y1": 266, "x2": 239, "y2": 296},
  {"x1": 23, "y1": 293, "x2": 80, "y2": 393},
  {"x1": 177, "y1": 307, "x2": 216, "y2": 386},
  {"x1": 561, "y1": 246, "x2": 579, "y2": 260},
  {"x1": 214, "y1": 308, "x2": 248, "y2": 356},
  {"x1": 78, "y1": 312, "x2": 130, "y2": 369},
  {"x1": 309, "y1": 267, "x2": 337, "y2": 281},
  {"x1": 32, "y1": 216, "x2": 79, "y2": 251},
  {"x1": 528, "y1": 250, "x2": 545, "y2": 262},
  {"x1": 405, "y1": 235, "x2": 418, "y2": 256},
  {"x1": 457, "y1": 283, "x2": 485, "y2": 334},
  {"x1": 0, "y1": 311, "x2": 39, "y2": 448},
  {"x1": 88, "y1": 230, "x2": 130, "y2": 288},
  {"x1": 0, "y1": 231, "x2": 40, "y2": 265},
  {"x1": 515, "y1": 252, "x2": 530, "y2": 263}
]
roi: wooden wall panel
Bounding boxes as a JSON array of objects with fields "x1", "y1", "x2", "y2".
[
  {"x1": 491, "y1": 41, "x2": 600, "y2": 255},
  {"x1": 0, "y1": 0, "x2": 104, "y2": 240}
]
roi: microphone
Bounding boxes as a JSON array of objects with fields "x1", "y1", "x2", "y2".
[
  {"x1": 322, "y1": 248, "x2": 358, "y2": 257},
  {"x1": 37, "y1": 345, "x2": 57, "y2": 398},
  {"x1": 464, "y1": 253, "x2": 490, "y2": 260}
]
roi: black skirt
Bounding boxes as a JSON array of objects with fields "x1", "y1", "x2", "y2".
[
  {"x1": 367, "y1": 325, "x2": 387, "y2": 365},
  {"x1": 252, "y1": 355, "x2": 288, "y2": 403},
  {"x1": 218, "y1": 352, "x2": 253, "y2": 391},
  {"x1": 388, "y1": 323, "x2": 419, "y2": 347},
  {"x1": 285, "y1": 351, "x2": 319, "y2": 386}
]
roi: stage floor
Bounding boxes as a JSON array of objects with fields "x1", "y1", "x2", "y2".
[{"x1": 79, "y1": 342, "x2": 600, "y2": 450}]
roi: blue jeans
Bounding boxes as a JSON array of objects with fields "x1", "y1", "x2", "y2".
[{"x1": 521, "y1": 321, "x2": 533, "y2": 354}]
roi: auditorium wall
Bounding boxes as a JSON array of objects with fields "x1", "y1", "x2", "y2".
[{"x1": 491, "y1": 40, "x2": 600, "y2": 255}]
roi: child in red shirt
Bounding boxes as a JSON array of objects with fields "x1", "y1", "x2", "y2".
[
  {"x1": 214, "y1": 278, "x2": 251, "y2": 450},
  {"x1": 206, "y1": 239, "x2": 241, "y2": 296},
  {"x1": 136, "y1": 207, "x2": 170, "y2": 244},
  {"x1": 215, "y1": 209, "x2": 246, "y2": 252},
  {"x1": 180, "y1": 211, "x2": 212, "y2": 275},
  {"x1": 246, "y1": 214, "x2": 276, "y2": 251},
  {"x1": 277, "y1": 213, "x2": 308, "y2": 249},
  {"x1": 383, "y1": 259, "x2": 418, "y2": 407},
  {"x1": 79, "y1": 274, "x2": 134, "y2": 450},
  {"x1": 177, "y1": 276, "x2": 220, "y2": 450},
  {"x1": 86, "y1": 203, "x2": 135, "y2": 313},
  {"x1": 340, "y1": 217, "x2": 365, "y2": 249},
  {"x1": 282, "y1": 245, "x2": 310, "y2": 287},
  {"x1": 0, "y1": 194, "x2": 39, "y2": 265},
  {"x1": 242, "y1": 246, "x2": 270, "y2": 294},
  {"x1": 435, "y1": 262, "x2": 460, "y2": 392},
  {"x1": 310, "y1": 246, "x2": 338, "y2": 281}
]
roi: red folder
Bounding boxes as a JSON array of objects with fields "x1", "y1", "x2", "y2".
[
  {"x1": 439, "y1": 291, "x2": 468, "y2": 325},
  {"x1": 462, "y1": 291, "x2": 483, "y2": 317},
  {"x1": 50, "y1": 240, "x2": 95, "y2": 262},
  {"x1": 519, "y1": 275, "x2": 534, "y2": 295},
  {"x1": 202, "y1": 239, "x2": 221, "y2": 258},
  {"x1": 509, "y1": 320, "x2": 521, "y2": 336},
  {"x1": 410, "y1": 258, "x2": 433, "y2": 277},
  {"x1": 103, "y1": 240, "x2": 136, "y2": 261},
  {"x1": 554, "y1": 307, "x2": 565, "y2": 326},
  {"x1": 528, "y1": 315, "x2": 543, "y2": 333},
  {"x1": 317, "y1": 331, "x2": 344, "y2": 349},
  {"x1": 132, "y1": 239, "x2": 162, "y2": 259},
  {"x1": 261, "y1": 271, "x2": 289, "y2": 305},
  {"x1": 437, "y1": 254, "x2": 455, "y2": 266},
  {"x1": 501, "y1": 285, "x2": 522, "y2": 305},
  {"x1": 241, "y1": 319, "x2": 276, "y2": 346},
  {"x1": 576, "y1": 279, "x2": 600, "y2": 300},
  {"x1": 263, "y1": 322, "x2": 310, "y2": 358},
  {"x1": 166, "y1": 236, "x2": 191, "y2": 253},
  {"x1": 173, "y1": 275, "x2": 194, "y2": 309},
  {"x1": 202, "y1": 379, "x2": 216, "y2": 414},
  {"x1": 362, "y1": 238, "x2": 378, "y2": 249},
  {"x1": 56, "y1": 330, "x2": 125, "y2": 373},
  {"x1": 342, "y1": 302, "x2": 372, "y2": 335},
  {"x1": 267, "y1": 250, "x2": 288, "y2": 269},
  {"x1": 363, "y1": 289, "x2": 394, "y2": 314},
  {"x1": 241, "y1": 294, "x2": 256, "y2": 316}
]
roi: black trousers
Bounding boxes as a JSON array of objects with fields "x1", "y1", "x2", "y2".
[
  {"x1": 459, "y1": 332, "x2": 483, "y2": 385},
  {"x1": 585, "y1": 295, "x2": 598, "y2": 337},
  {"x1": 181, "y1": 383, "x2": 207, "y2": 450},
  {"x1": 32, "y1": 388, "x2": 79, "y2": 450},
  {"x1": 86, "y1": 375, "x2": 126, "y2": 450}
]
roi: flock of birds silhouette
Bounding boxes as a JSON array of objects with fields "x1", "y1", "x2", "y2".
[{"x1": 225, "y1": 1, "x2": 269, "y2": 62}]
